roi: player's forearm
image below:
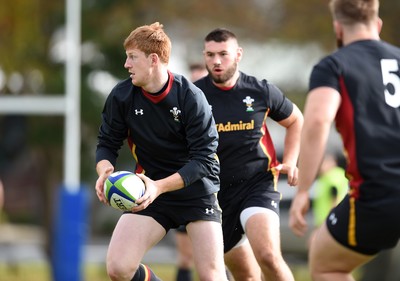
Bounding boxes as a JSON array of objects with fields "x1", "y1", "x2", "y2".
[
  {"x1": 155, "y1": 172, "x2": 185, "y2": 193},
  {"x1": 281, "y1": 105, "x2": 303, "y2": 166},
  {"x1": 297, "y1": 88, "x2": 339, "y2": 193},
  {"x1": 297, "y1": 121, "x2": 330, "y2": 192},
  {"x1": 282, "y1": 129, "x2": 301, "y2": 167}
]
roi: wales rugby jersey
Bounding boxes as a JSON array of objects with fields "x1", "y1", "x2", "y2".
[
  {"x1": 195, "y1": 72, "x2": 293, "y2": 182},
  {"x1": 96, "y1": 71, "x2": 220, "y2": 200},
  {"x1": 309, "y1": 40, "x2": 400, "y2": 199}
]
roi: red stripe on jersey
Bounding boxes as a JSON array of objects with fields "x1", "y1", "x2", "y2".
[
  {"x1": 141, "y1": 71, "x2": 175, "y2": 104},
  {"x1": 336, "y1": 76, "x2": 363, "y2": 199},
  {"x1": 127, "y1": 133, "x2": 144, "y2": 174},
  {"x1": 214, "y1": 84, "x2": 235, "y2": 91},
  {"x1": 259, "y1": 110, "x2": 279, "y2": 172}
]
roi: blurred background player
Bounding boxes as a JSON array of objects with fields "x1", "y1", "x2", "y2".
[
  {"x1": 187, "y1": 63, "x2": 208, "y2": 84},
  {"x1": 312, "y1": 153, "x2": 348, "y2": 230},
  {"x1": 174, "y1": 62, "x2": 207, "y2": 281},
  {"x1": 310, "y1": 153, "x2": 348, "y2": 245}
]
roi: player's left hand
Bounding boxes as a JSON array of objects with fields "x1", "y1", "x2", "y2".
[
  {"x1": 131, "y1": 173, "x2": 161, "y2": 212},
  {"x1": 276, "y1": 163, "x2": 298, "y2": 186}
]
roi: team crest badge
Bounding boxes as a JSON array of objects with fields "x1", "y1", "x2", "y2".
[
  {"x1": 243, "y1": 96, "x2": 254, "y2": 112},
  {"x1": 170, "y1": 107, "x2": 181, "y2": 122}
]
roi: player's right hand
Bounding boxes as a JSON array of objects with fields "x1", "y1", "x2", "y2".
[
  {"x1": 95, "y1": 165, "x2": 114, "y2": 204},
  {"x1": 276, "y1": 163, "x2": 298, "y2": 186}
]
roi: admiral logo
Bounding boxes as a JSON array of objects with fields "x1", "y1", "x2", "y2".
[
  {"x1": 271, "y1": 200, "x2": 277, "y2": 209},
  {"x1": 135, "y1": 109, "x2": 144, "y2": 115},
  {"x1": 170, "y1": 107, "x2": 181, "y2": 122},
  {"x1": 216, "y1": 120, "x2": 254, "y2": 132}
]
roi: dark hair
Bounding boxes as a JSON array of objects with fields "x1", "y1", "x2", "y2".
[
  {"x1": 189, "y1": 62, "x2": 206, "y2": 71},
  {"x1": 204, "y1": 28, "x2": 237, "y2": 43},
  {"x1": 329, "y1": 0, "x2": 379, "y2": 25}
]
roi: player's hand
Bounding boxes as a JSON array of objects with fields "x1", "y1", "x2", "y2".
[
  {"x1": 276, "y1": 163, "x2": 298, "y2": 186},
  {"x1": 289, "y1": 190, "x2": 310, "y2": 237},
  {"x1": 95, "y1": 166, "x2": 113, "y2": 204},
  {"x1": 131, "y1": 173, "x2": 161, "y2": 212}
]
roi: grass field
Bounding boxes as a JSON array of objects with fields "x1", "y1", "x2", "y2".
[{"x1": 0, "y1": 262, "x2": 314, "y2": 281}]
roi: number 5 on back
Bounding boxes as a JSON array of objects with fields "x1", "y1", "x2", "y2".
[{"x1": 381, "y1": 59, "x2": 400, "y2": 108}]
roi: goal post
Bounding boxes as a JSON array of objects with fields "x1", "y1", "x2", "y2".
[{"x1": 0, "y1": 0, "x2": 88, "y2": 280}]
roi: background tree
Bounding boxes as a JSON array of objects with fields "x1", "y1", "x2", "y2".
[{"x1": 0, "y1": 0, "x2": 399, "y2": 275}]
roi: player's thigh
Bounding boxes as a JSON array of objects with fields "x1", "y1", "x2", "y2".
[
  {"x1": 310, "y1": 223, "x2": 374, "y2": 275},
  {"x1": 224, "y1": 240, "x2": 262, "y2": 281},
  {"x1": 244, "y1": 209, "x2": 282, "y2": 258},
  {"x1": 108, "y1": 213, "x2": 166, "y2": 266},
  {"x1": 187, "y1": 220, "x2": 225, "y2": 273}
]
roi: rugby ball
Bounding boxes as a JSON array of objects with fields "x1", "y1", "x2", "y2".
[{"x1": 103, "y1": 171, "x2": 145, "y2": 211}]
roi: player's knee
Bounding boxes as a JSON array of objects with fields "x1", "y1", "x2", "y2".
[
  {"x1": 196, "y1": 274, "x2": 226, "y2": 281},
  {"x1": 107, "y1": 259, "x2": 138, "y2": 281},
  {"x1": 229, "y1": 269, "x2": 258, "y2": 281},
  {"x1": 197, "y1": 268, "x2": 228, "y2": 281},
  {"x1": 257, "y1": 251, "x2": 282, "y2": 271}
]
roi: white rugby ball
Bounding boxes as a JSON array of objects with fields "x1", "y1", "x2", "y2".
[{"x1": 103, "y1": 171, "x2": 145, "y2": 211}]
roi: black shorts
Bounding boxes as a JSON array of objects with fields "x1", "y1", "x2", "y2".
[
  {"x1": 218, "y1": 172, "x2": 281, "y2": 253},
  {"x1": 327, "y1": 193, "x2": 400, "y2": 255},
  {"x1": 125, "y1": 193, "x2": 222, "y2": 233}
]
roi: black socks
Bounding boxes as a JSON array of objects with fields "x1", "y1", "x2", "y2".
[
  {"x1": 131, "y1": 264, "x2": 162, "y2": 281},
  {"x1": 176, "y1": 268, "x2": 192, "y2": 281}
]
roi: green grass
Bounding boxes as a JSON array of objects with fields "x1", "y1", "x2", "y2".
[
  {"x1": 0, "y1": 263, "x2": 187, "y2": 281},
  {"x1": 0, "y1": 262, "x2": 316, "y2": 281},
  {"x1": 0, "y1": 262, "x2": 51, "y2": 281},
  {"x1": 0, "y1": 261, "x2": 368, "y2": 281},
  {"x1": 84, "y1": 263, "x2": 178, "y2": 281},
  {"x1": 0, "y1": 263, "x2": 175, "y2": 281}
]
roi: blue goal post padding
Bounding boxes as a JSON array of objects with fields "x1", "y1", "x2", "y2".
[{"x1": 51, "y1": 185, "x2": 89, "y2": 281}]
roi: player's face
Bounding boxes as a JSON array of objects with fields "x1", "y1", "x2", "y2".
[
  {"x1": 203, "y1": 39, "x2": 242, "y2": 85},
  {"x1": 124, "y1": 48, "x2": 152, "y2": 87}
]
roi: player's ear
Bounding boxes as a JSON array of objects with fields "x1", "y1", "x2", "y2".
[
  {"x1": 333, "y1": 21, "x2": 344, "y2": 38},
  {"x1": 333, "y1": 20, "x2": 341, "y2": 36},
  {"x1": 149, "y1": 53, "x2": 159, "y2": 65},
  {"x1": 377, "y1": 17, "x2": 383, "y2": 34},
  {"x1": 236, "y1": 47, "x2": 243, "y2": 63}
]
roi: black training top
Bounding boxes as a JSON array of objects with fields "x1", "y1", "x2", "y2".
[
  {"x1": 195, "y1": 72, "x2": 293, "y2": 183},
  {"x1": 309, "y1": 40, "x2": 400, "y2": 199},
  {"x1": 96, "y1": 71, "x2": 220, "y2": 200}
]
